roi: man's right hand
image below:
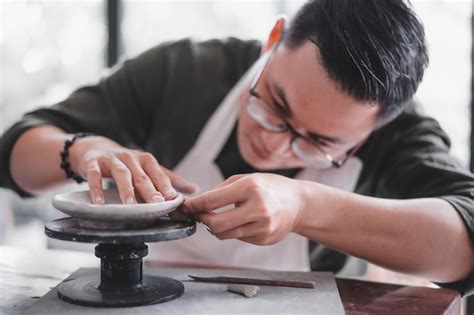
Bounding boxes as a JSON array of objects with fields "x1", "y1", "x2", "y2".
[{"x1": 69, "y1": 136, "x2": 198, "y2": 205}]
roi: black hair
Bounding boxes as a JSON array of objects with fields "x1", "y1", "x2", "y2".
[{"x1": 284, "y1": 0, "x2": 428, "y2": 121}]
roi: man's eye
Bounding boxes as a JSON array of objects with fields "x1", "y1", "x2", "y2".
[
  {"x1": 272, "y1": 103, "x2": 288, "y2": 116},
  {"x1": 316, "y1": 139, "x2": 330, "y2": 148}
]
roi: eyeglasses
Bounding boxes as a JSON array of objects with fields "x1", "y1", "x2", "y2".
[{"x1": 245, "y1": 43, "x2": 362, "y2": 170}]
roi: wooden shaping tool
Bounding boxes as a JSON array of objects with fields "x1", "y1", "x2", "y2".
[{"x1": 188, "y1": 275, "x2": 316, "y2": 289}]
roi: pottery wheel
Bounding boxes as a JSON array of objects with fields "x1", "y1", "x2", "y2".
[
  {"x1": 45, "y1": 217, "x2": 195, "y2": 243},
  {"x1": 45, "y1": 217, "x2": 196, "y2": 307}
]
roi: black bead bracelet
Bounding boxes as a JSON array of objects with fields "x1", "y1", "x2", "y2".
[{"x1": 60, "y1": 133, "x2": 94, "y2": 184}]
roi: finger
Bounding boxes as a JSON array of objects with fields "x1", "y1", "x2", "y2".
[
  {"x1": 85, "y1": 159, "x2": 104, "y2": 204},
  {"x1": 239, "y1": 235, "x2": 268, "y2": 246},
  {"x1": 107, "y1": 158, "x2": 136, "y2": 204},
  {"x1": 198, "y1": 205, "x2": 256, "y2": 234},
  {"x1": 214, "y1": 221, "x2": 260, "y2": 240},
  {"x1": 214, "y1": 174, "x2": 246, "y2": 190},
  {"x1": 120, "y1": 154, "x2": 165, "y2": 203},
  {"x1": 183, "y1": 182, "x2": 246, "y2": 214},
  {"x1": 140, "y1": 155, "x2": 177, "y2": 200},
  {"x1": 161, "y1": 166, "x2": 199, "y2": 194}
]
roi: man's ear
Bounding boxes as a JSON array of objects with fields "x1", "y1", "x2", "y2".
[{"x1": 261, "y1": 16, "x2": 287, "y2": 55}]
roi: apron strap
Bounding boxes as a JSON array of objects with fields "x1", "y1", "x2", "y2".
[{"x1": 175, "y1": 58, "x2": 263, "y2": 165}]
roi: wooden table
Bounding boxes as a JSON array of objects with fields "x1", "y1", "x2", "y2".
[{"x1": 0, "y1": 245, "x2": 461, "y2": 314}]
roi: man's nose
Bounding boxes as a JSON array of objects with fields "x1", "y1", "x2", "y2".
[{"x1": 259, "y1": 129, "x2": 292, "y2": 156}]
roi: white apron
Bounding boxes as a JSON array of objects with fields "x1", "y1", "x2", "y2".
[{"x1": 148, "y1": 60, "x2": 363, "y2": 272}]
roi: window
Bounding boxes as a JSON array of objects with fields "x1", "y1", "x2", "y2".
[
  {"x1": 122, "y1": 0, "x2": 301, "y2": 58},
  {"x1": 1, "y1": 0, "x2": 105, "y2": 130},
  {"x1": 0, "y1": 0, "x2": 104, "y2": 248},
  {"x1": 412, "y1": 0, "x2": 471, "y2": 165}
]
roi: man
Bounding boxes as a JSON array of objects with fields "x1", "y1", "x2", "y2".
[{"x1": 1, "y1": 0, "x2": 473, "y2": 292}]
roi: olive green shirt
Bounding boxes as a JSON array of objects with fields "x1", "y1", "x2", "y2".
[{"x1": 1, "y1": 38, "x2": 473, "y2": 294}]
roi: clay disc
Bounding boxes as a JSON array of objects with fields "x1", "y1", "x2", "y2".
[{"x1": 52, "y1": 189, "x2": 184, "y2": 230}]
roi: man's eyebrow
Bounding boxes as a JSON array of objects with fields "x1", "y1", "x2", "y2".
[
  {"x1": 269, "y1": 81, "x2": 346, "y2": 145},
  {"x1": 271, "y1": 81, "x2": 291, "y2": 113}
]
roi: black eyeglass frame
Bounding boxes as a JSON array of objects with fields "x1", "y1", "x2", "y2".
[{"x1": 246, "y1": 42, "x2": 363, "y2": 169}]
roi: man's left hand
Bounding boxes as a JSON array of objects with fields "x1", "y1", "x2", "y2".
[{"x1": 182, "y1": 173, "x2": 307, "y2": 245}]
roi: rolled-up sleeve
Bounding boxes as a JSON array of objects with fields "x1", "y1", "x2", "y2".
[
  {"x1": 356, "y1": 106, "x2": 474, "y2": 295},
  {"x1": 0, "y1": 42, "x2": 170, "y2": 196}
]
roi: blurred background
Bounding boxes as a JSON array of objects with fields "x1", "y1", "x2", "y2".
[{"x1": 0, "y1": 0, "x2": 472, "y2": 295}]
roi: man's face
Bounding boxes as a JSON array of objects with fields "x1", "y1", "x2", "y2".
[{"x1": 237, "y1": 41, "x2": 380, "y2": 170}]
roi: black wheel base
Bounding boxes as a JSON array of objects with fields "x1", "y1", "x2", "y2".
[
  {"x1": 57, "y1": 270, "x2": 184, "y2": 307},
  {"x1": 45, "y1": 218, "x2": 196, "y2": 308}
]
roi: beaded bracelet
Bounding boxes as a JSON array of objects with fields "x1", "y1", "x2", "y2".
[{"x1": 59, "y1": 133, "x2": 94, "y2": 184}]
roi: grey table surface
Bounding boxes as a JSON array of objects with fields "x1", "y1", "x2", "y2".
[
  {"x1": 0, "y1": 245, "x2": 97, "y2": 315},
  {"x1": 0, "y1": 246, "x2": 345, "y2": 315},
  {"x1": 2, "y1": 245, "x2": 462, "y2": 315}
]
